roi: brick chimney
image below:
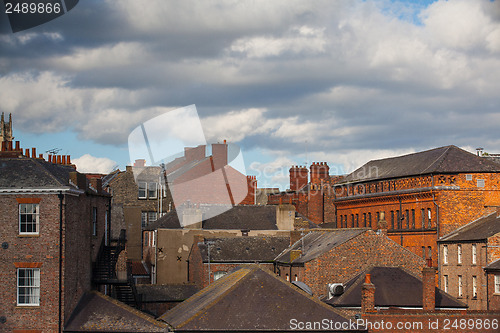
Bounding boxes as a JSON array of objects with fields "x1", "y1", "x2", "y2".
[
  {"x1": 289, "y1": 165, "x2": 308, "y2": 191},
  {"x1": 290, "y1": 230, "x2": 303, "y2": 246},
  {"x1": 422, "y1": 266, "x2": 436, "y2": 311},
  {"x1": 310, "y1": 162, "x2": 329, "y2": 184},
  {"x1": 134, "y1": 159, "x2": 146, "y2": 167},
  {"x1": 211, "y1": 141, "x2": 228, "y2": 171},
  {"x1": 361, "y1": 274, "x2": 376, "y2": 313},
  {"x1": 69, "y1": 171, "x2": 87, "y2": 190},
  {"x1": 184, "y1": 145, "x2": 206, "y2": 162}
]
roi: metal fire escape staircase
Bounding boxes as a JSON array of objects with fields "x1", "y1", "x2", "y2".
[{"x1": 92, "y1": 229, "x2": 142, "y2": 309}]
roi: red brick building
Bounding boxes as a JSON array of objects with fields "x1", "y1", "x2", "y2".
[
  {"x1": 438, "y1": 212, "x2": 500, "y2": 310},
  {"x1": 333, "y1": 146, "x2": 500, "y2": 268},
  {"x1": 274, "y1": 228, "x2": 427, "y2": 297},
  {"x1": 0, "y1": 132, "x2": 110, "y2": 332},
  {"x1": 484, "y1": 259, "x2": 500, "y2": 311}
]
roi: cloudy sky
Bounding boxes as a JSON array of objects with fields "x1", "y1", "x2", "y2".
[{"x1": 1, "y1": 0, "x2": 499, "y2": 188}]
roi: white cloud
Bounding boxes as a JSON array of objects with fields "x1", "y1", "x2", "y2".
[{"x1": 73, "y1": 154, "x2": 117, "y2": 174}]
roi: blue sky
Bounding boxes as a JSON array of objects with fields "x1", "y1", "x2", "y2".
[{"x1": 1, "y1": 0, "x2": 499, "y2": 189}]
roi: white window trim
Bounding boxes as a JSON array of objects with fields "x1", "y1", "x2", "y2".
[
  {"x1": 17, "y1": 268, "x2": 40, "y2": 306},
  {"x1": 148, "y1": 182, "x2": 158, "y2": 199},
  {"x1": 19, "y1": 203, "x2": 40, "y2": 235},
  {"x1": 495, "y1": 275, "x2": 500, "y2": 294},
  {"x1": 443, "y1": 275, "x2": 448, "y2": 293},
  {"x1": 457, "y1": 244, "x2": 462, "y2": 264},
  {"x1": 443, "y1": 245, "x2": 448, "y2": 264},
  {"x1": 472, "y1": 244, "x2": 477, "y2": 265},
  {"x1": 138, "y1": 182, "x2": 147, "y2": 199},
  {"x1": 472, "y1": 276, "x2": 477, "y2": 298},
  {"x1": 458, "y1": 275, "x2": 463, "y2": 297}
]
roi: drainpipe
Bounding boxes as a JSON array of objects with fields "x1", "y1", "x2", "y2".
[{"x1": 58, "y1": 191, "x2": 64, "y2": 332}]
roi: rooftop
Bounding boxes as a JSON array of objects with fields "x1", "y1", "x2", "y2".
[
  {"x1": 145, "y1": 205, "x2": 280, "y2": 231},
  {"x1": 439, "y1": 212, "x2": 500, "y2": 242},
  {"x1": 198, "y1": 236, "x2": 290, "y2": 263},
  {"x1": 325, "y1": 266, "x2": 466, "y2": 309},
  {"x1": 338, "y1": 145, "x2": 500, "y2": 184},
  {"x1": 159, "y1": 265, "x2": 359, "y2": 331},
  {"x1": 64, "y1": 291, "x2": 168, "y2": 332},
  {"x1": 275, "y1": 229, "x2": 367, "y2": 264}
]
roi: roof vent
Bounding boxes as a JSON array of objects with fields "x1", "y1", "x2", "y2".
[
  {"x1": 466, "y1": 174, "x2": 472, "y2": 181},
  {"x1": 327, "y1": 283, "x2": 344, "y2": 299}
]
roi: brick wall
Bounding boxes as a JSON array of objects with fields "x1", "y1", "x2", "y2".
[
  {"x1": 276, "y1": 230, "x2": 426, "y2": 297},
  {"x1": 0, "y1": 190, "x2": 108, "y2": 332},
  {"x1": 486, "y1": 272, "x2": 500, "y2": 310}
]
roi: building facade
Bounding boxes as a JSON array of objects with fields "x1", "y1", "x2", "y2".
[{"x1": 0, "y1": 136, "x2": 110, "y2": 332}]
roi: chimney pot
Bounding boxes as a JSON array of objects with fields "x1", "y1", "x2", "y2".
[
  {"x1": 25, "y1": 148, "x2": 30, "y2": 158},
  {"x1": 15, "y1": 141, "x2": 20, "y2": 151},
  {"x1": 62, "y1": 155, "x2": 67, "y2": 164},
  {"x1": 57, "y1": 155, "x2": 62, "y2": 164},
  {"x1": 32, "y1": 148, "x2": 36, "y2": 158},
  {"x1": 67, "y1": 155, "x2": 71, "y2": 164}
]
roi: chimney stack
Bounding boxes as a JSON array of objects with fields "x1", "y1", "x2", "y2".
[
  {"x1": 361, "y1": 274, "x2": 376, "y2": 313},
  {"x1": 289, "y1": 165, "x2": 308, "y2": 191},
  {"x1": 422, "y1": 266, "x2": 436, "y2": 311}
]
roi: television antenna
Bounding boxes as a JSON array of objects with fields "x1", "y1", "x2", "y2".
[{"x1": 46, "y1": 148, "x2": 61, "y2": 155}]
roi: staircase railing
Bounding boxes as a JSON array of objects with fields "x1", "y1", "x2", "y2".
[{"x1": 126, "y1": 260, "x2": 142, "y2": 309}]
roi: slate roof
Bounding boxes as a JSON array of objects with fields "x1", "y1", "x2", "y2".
[
  {"x1": 159, "y1": 266, "x2": 362, "y2": 331},
  {"x1": 275, "y1": 229, "x2": 367, "y2": 264},
  {"x1": 145, "y1": 205, "x2": 279, "y2": 231},
  {"x1": 338, "y1": 145, "x2": 500, "y2": 184},
  {"x1": 64, "y1": 291, "x2": 168, "y2": 332},
  {"x1": 136, "y1": 284, "x2": 200, "y2": 302},
  {"x1": 198, "y1": 236, "x2": 290, "y2": 263},
  {"x1": 438, "y1": 212, "x2": 500, "y2": 242},
  {"x1": 485, "y1": 258, "x2": 500, "y2": 272},
  {"x1": 325, "y1": 266, "x2": 467, "y2": 309},
  {"x1": 0, "y1": 157, "x2": 79, "y2": 189}
]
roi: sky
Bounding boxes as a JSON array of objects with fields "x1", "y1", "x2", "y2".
[{"x1": 0, "y1": 0, "x2": 499, "y2": 189}]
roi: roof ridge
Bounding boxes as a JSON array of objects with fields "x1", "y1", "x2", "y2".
[
  {"x1": 168, "y1": 267, "x2": 253, "y2": 328},
  {"x1": 439, "y1": 211, "x2": 497, "y2": 241}
]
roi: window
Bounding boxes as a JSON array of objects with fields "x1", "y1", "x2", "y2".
[
  {"x1": 427, "y1": 246, "x2": 432, "y2": 260},
  {"x1": 141, "y1": 212, "x2": 148, "y2": 228},
  {"x1": 19, "y1": 203, "x2": 39, "y2": 235},
  {"x1": 351, "y1": 214, "x2": 354, "y2": 227},
  {"x1": 477, "y1": 179, "x2": 485, "y2": 188},
  {"x1": 138, "y1": 182, "x2": 147, "y2": 199},
  {"x1": 363, "y1": 213, "x2": 366, "y2": 227},
  {"x1": 17, "y1": 268, "x2": 40, "y2": 306},
  {"x1": 443, "y1": 245, "x2": 448, "y2": 264},
  {"x1": 458, "y1": 275, "x2": 463, "y2": 297},
  {"x1": 466, "y1": 174, "x2": 472, "y2": 181},
  {"x1": 286, "y1": 274, "x2": 289, "y2": 282},
  {"x1": 391, "y1": 211, "x2": 395, "y2": 229},
  {"x1": 214, "y1": 271, "x2": 227, "y2": 281},
  {"x1": 294, "y1": 274, "x2": 298, "y2": 281},
  {"x1": 472, "y1": 244, "x2": 477, "y2": 264},
  {"x1": 148, "y1": 182, "x2": 157, "y2": 199},
  {"x1": 411, "y1": 209, "x2": 415, "y2": 229},
  {"x1": 396, "y1": 210, "x2": 400, "y2": 229},
  {"x1": 368, "y1": 213, "x2": 371, "y2": 227},
  {"x1": 427, "y1": 208, "x2": 432, "y2": 228},
  {"x1": 458, "y1": 244, "x2": 462, "y2": 264},
  {"x1": 472, "y1": 276, "x2": 477, "y2": 298},
  {"x1": 148, "y1": 212, "x2": 157, "y2": 224},
  {"x1": 405, "y1": 210, "x2": 410, "y2": 229},
  {"x1": 92, "y1": 207, "x2": 97, "y2": 236},
  {"x1": 443, "y1": 275, "x2": 448, "y2": 293},
  {"x1": 495, "y1": 275, "x2": 500, "y2": 293},
  {"x1": 422, "y1": 246, "x2": 426, "y2": 259},
  {"x1": 355, "y1": 214, "x2": 359, "y2": 227},
  {"x1": 421, "y1": 209, "x2": 425, "y2": 229}
]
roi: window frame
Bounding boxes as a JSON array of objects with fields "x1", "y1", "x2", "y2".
[
  {"x1": 472, "y1": 244, "x2": 477, "y2": 265},
  {"x1": 443, "y1": 275, "x2": 448, "y2": 293},
  {"x1": 495, "y1": 275, "x2": 500, "y2": 294},
  {"x1": 17, "y1": 268, "x2": 40, "y2": 306},
  {"x1": 457, "y1": 244, "x2": 462, "y2": 264},
  {"x1": 148, "y1": 182, "x2": 158, "y2": 199},
  {"x1": 443, "y1": 245, "x2": 448, "y2": 264},
  {"x1": 458, "y1": 275, "x2": 463, "y2": 297},
  {"x1": 92, "y1": 206, "x2": 97, "y2": 236},
  {"x1": 472, "y1": 275, "x2": 477, "y2": 298},
  {"x1": 19, "y1": 203, "x2": 40, "y2": 235},
  {"x1": 138, "y1": 182, "x2": 147, "y2": 199}
]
